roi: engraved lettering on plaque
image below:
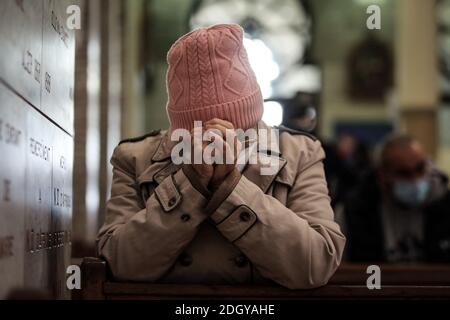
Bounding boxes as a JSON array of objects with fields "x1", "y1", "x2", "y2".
[
  {"x1": 26, "y1": 230, "x2": 71, "y2": 253},
  {"x1": 53, "y1": 187, "x2": 71, "y2": 208},
  {"x1": 59, "y1": 156, "x2": 66, "y2": 170},
  {"x1": 45, "y1": 72, "x2": 51, "y2": 93},
  {"x1": 5, "y1": 123, "x2": 21, "y2": 146},
  {"x1": 34, "y1": 60, "x2": 41, "y2": 84},
  {"x1": 0, "y1": 236, "x2": 14, "y2": 259},
  {"x1": 51, "y1": 10, "x2": 69, "y2": 48},
  {"x1": 29, "y1": 138, "x2": 51, "y2": 161},
  {"x1": 22, "y1": 50, "x2": 33, "y2": 75},
  {"x1": 0, "y1": 119, "x2": 22, "y2": 146},
  {"x1": 2, "y1": 179, "x2": 11, "y2": 202}
]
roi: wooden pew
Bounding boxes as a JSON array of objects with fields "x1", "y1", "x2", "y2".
[
  {"x1": 329, "y1": 263, "x2": 450, "y2": 286},
  {"x1": 79, "y1": 257, "x2": 450, "y2": 300}
]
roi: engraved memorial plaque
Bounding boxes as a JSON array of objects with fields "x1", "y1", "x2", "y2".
[
  {"x1": 0, "y1": 0, "x2": 75, "y2": 299},
  {"x1": 49, "y1": 125, "x2": 73, "y2": 299},
  {"x1": 0, "y1": 84, "x2": 26, "y2": 299},
  {"x1": 41, "y1": 0, "x2": 75, "y2": 135},
  {"x1": 0, "y1": 0, "x2": 43, "y2": 109},
  {"x1": 24, "y1": 108, "x2": 54, "y2": 297},
  {"x1": 24, "y1": 109, "x2": 73, "y2": 299}
]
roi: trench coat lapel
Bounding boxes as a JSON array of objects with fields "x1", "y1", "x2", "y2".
[
  {"x1": 136, "y1": 131, "x2": 179, "y2": 187},
  {"x1": 242, "y1": 121, "x2": 289, "y2": 193}
]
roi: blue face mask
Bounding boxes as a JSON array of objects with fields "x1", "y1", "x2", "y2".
[{"x1": 392, "y1": 178, "x2": 430, "y2": 207}]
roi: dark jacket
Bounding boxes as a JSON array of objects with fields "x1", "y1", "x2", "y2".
[{"x1": 344, "y1": 170, "x2": 450, "y2": 263}]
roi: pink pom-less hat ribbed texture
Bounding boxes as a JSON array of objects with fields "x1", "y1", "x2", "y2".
[{"x1": 166, "y1": 24, "x2": 264, "y2": 131}]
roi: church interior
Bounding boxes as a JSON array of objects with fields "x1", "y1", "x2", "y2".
[{"x1": 0, "y1": 0, "x2": 450, "y2": 301}]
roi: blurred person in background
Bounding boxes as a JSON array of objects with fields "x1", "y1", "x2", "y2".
[
  {"x1": 323, "y1": 132, "x2": 372, "y2": 209},
  {"x1": 344, "y1": 135, "x2": 450, "y2": 263}
]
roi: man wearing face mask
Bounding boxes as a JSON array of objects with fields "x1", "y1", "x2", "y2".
[{"x1": 344, "y1": 135, "x2": 450, "y2": 263}]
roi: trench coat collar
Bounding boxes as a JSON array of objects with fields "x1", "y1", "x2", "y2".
[
  {"x1": 152, "y1": 130, "x2": 175, "y2": 162},
  {"x1": 136, "y1": 129, "x2": 178, "y2": 186},
  {"x1": 138, "y1": 121, "x2": 291, "y2": 192},
  {"x1": 242, "y1": 121, "x2": 289, "y2": 192}
]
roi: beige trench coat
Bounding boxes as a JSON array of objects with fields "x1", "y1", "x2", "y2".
[{"x1": 97, "y1": 121, "x2": 346, "y2": 289}]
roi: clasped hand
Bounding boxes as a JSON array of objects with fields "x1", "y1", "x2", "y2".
[{"x1": 185, "y1": 118, "x2": 242, "y2": 191}]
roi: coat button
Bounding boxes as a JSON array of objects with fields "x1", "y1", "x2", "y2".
[
  {"x1": 181, "y1": 214, "x2": 191, "y2": 222},
  {"x1": 234, "y1": 254, "x2": 248, "y2": 268},
  {"x1": 168, "y1": 197, "x2": 177, "y2": 207},
  {"x1": 239, "y1": 211, "x2": 251, "y2": 222},
  {"x1": 178, "y1": 253, "x2": 192, "y2": 266}
]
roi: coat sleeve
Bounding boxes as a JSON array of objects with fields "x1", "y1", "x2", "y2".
[
  {"x1": 96, "y1": 144, "x2": 210, "y2": 281},
  {"x1": 205, "y1": 138, "x2": 346, "y2": 289}
]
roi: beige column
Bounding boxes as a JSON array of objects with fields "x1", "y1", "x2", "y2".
[
  {"x1": 122, "y1": 0, "x2": 146, "y2": 138},
  {"x1": 396, "y1": 0, "x2": 438, "y2": 158},
  {"x1": 73, "y1": 0, "x2": 125, "y2": 257},
  {"x1": 73, "y1": 0, "x2": 102, "y2": 257},
  {"x1": 98, "y1": 0, "x2": 124, "y2": 235}
]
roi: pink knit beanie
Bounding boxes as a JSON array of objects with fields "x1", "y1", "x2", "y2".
[{"x1": 166, "y1": 24, "x2": 264, "y2": 132}]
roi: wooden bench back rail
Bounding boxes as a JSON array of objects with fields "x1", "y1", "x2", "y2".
[{"x1": 79, "y1": 257, "x2": 450, "y2": 300}]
